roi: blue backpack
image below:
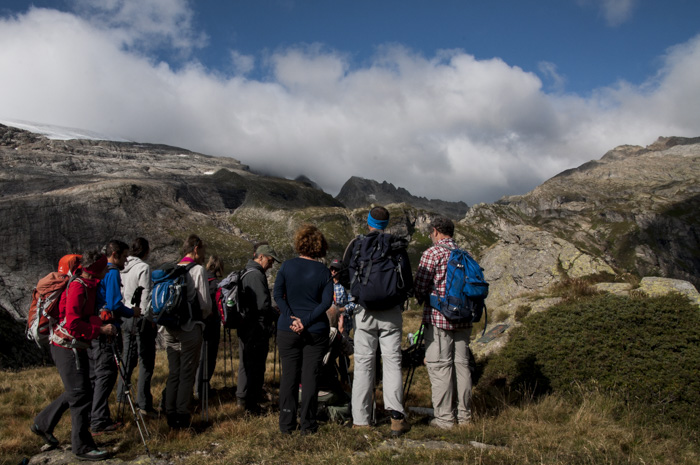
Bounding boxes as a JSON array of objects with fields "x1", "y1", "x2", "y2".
[
  {"x1": 429, "y1": 245, "x2": 489, "y2": 327},
  {"x1": 151, "y1": 262, "x2": 198, "y2": 328}
]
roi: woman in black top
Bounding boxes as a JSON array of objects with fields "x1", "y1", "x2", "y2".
[{"x1": 273, "y1": 224, "x2": 334, "y2": 434}]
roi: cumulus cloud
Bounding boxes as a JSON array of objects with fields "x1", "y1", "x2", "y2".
[{"x1": 0, "y1": 5, "x2": 698, "y2": 205}]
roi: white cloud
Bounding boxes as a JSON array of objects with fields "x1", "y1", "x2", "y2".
[
  {"x1": 579, "y1": 0, "x2": 639, "y2": 26},
  {"x1": 538, "y1": 61, "x2": 567, "y2": 93},
  {"x1": 0, "y1": 7, "x2": 698, "y2": 206},
  {"x1": 230, "y1": 51, "x2": 255, "y2": 76},
  {"x1": 70, "y1": 0, "x2": 207, "y2": 55}
]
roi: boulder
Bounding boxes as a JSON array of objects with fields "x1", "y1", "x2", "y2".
[{"x1": 637, "y1": 277, "x2": 700, "y2": 307}]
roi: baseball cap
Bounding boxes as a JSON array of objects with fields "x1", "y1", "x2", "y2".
[{"x1": 255, "y1": 244, "x2": 281, "y2": 263}]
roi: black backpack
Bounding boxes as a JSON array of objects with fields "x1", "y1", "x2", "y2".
[
  {"x1": 347, "y1": 233, "x2": 413, "y2": 310},
  {"x1": 151, "y1": 262, "x2": 200, "y2": 328}
]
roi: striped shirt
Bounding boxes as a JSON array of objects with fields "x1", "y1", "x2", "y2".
[{"x1": 415, "y1": 237, "x2": 471, "y2": 331}]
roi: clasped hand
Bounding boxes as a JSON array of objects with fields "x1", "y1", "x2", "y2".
[{"x1": 290, "y1": 316, "x2": 304, "y2": 334}]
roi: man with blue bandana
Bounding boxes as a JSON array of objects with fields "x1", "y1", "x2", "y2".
[{"x1": 342, "y1": 206, "x2": 413, "y2": 437}]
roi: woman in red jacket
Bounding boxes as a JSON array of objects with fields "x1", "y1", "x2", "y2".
[{"x1": 31, "y1": 250, "x2": 116, "y2": 462}]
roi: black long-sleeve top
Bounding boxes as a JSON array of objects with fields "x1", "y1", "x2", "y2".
[{"x1": 273, "y1": 257, "x2": 333, "y2": 334}]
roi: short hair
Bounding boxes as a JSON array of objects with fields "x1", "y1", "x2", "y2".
[
  {"x1": 183, "y1": 234, "x2": 204, "y2": 255},
  {"x1": 294, "y1": 224, "x2": 328, "y2": 259},
  {"x1": 81, "y1": 249, "x2": 105, "y2": 269},
  {"x1": 104, "y1": 240, "x2": 129, "y2": 258},
  {"x1": 130, "y1": 237, "x2": 150, "y2": 259},
  {"x1": 206, "y1": 255, "x2": 224, "y2": 277},
  {"x1": 369, "y1": 206, "x2": 389, "y2": 221},
  {"x1": 431, "y1": 216, "x2": 454, "y2": 237}
]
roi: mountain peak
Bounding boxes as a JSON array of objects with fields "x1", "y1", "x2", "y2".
[{"x1": 336, "y1": 176, "x2": 468, "y2": 219}]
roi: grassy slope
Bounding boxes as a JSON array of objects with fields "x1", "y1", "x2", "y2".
[{"x1": 2, "y1": 295, "x2": 699, "y2": 464}]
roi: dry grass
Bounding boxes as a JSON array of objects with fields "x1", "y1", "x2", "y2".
[{"x1": 2, "y1": 317, "x2": 699, "y2": 465}]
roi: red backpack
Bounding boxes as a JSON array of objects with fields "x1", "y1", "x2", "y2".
[{"x1": 26, "y1": 272, "x2": 71, "y2": 347}]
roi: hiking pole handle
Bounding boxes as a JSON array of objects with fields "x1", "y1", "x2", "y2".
[{"x1": 131, "y1": 286, "x2": 144, "y2": 308}]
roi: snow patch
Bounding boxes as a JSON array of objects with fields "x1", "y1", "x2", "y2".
[{"x1": 0, "y1": 119, "x2": 130, "y2": 142}]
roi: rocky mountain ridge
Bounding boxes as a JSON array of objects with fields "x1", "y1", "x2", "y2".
[
  {"x1": 336, "y1": 176, "x2": 469, "y2": 219},
  {"x1": 463, "y1": 136, "x2": 699, "y2": 290},
  {"x1": 1, "y1": 122, "x2": 698, "y2": 367}
]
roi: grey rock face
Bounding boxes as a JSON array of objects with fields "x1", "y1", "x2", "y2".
[
  {"x1": 336, "y1": 176, "x2": 469, "y2": 219},
  {"x1": 480, "y1": 225, "x2": 614, "y2": 308},
  {"x1": 468, "y1": 136, "x2": 700, "y2": 289},
  {"x1": 637, "y1": 277, "x2": 700, "y2": 307},
  {"x1": 0, "y1": 124, "x2": 341, "y2": 325}
]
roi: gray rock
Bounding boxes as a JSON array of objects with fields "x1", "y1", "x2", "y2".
[
  {"x1": 480, "y1": 225, "x2": 613, "y2": 308},
  {"x1": 337, "y1": 176, "x2": 469, "y2": 219},
  {"x1": 637, "y1": 277, "x2": 700, "y2": 307}
]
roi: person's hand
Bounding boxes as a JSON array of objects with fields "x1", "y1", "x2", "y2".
[
  {"x1": 290, "y1": 316, "x2": 304, "y2": 334},
  {"x1": 100, "y1": 324, "x2": 116, "y2": 336},
  {"x1": 132, "y1": 306, "x2": 141, "y2": 318}
]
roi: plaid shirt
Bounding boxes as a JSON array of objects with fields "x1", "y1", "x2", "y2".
[
  {"x1": 333, "y1": 282, "x2": 355, "y2": 314},
  {"x1": 415, "y1": 237, "x2": 471, "y2": 330}
]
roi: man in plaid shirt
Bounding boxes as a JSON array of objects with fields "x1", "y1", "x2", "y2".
[
  {"x1": 414, "y1": 216, "x2": 473, "y2": 429},
  {"x1": 329, "y1": 259, "x2": 355, "y2": 337}
]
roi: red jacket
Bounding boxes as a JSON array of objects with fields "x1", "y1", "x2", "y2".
[{"x1": 54, "y1": 275, "x2": 103, "y2": 345}]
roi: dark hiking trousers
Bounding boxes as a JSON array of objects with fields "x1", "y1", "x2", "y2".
[
  {"x1": 277, "y1": 330, "x2": 329, "y2": 434},
  {"x1": 236, "y1": 326, "x2": 269, "y2": 408},
  {"x1": 89, "y1": 337, "x2": 118, "y2": 430},
  {"x1": 34, "y1": 345, "x2": 97, "y2": 454},
  {"x1": 116, "y1": 317, "x2": 157, "y2": 411}
]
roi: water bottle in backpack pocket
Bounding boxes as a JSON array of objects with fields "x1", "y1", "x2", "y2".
[{"x1": 216, "y1": 268, "x2": 253, "y2": 329}]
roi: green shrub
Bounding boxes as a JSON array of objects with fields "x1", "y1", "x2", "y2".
[
  {"x1": 513, "y1": 305, "x2": 531, "y2": 322},
  {"x1": 479, "y1": 293, "x2": 700, "y2": 428}
]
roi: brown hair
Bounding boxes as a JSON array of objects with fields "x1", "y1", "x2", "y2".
[
  {"x1": 294, "y1": 224, "x2": 328, "y2": 259},
  {"x1": 206, "y1": 255, "x2": 224, "y2": 277},
  {"x1": 183, "y1": 234, "x2": 204, "y2": 255},
  {"x1": 430, "y1": 216, "x2": 454, "y2": 237},
  {"x1": 130, "y1": 237, "x2": 150, "y2": 259}
]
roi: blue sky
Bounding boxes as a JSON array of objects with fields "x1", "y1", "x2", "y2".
[{"x1": 1, "y1": 0, "x2": 699, "y2": 204}]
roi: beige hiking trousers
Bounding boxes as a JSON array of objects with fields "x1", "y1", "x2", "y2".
[{"x1": 425, "y1": 324, "x2": 473, "y2": 425}]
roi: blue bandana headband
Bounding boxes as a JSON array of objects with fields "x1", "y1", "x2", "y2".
[{"x1": 367, "y1": 211, "x2": 389, "y2": 230}]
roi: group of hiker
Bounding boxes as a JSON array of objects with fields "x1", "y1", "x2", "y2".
[{"x1": 27, "y1": 205, "x2": 488, "y2": 461}]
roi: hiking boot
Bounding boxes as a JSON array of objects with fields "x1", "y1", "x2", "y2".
[
  {"x1": 30, "y1": 424, "x2": 59, "y2": 448},
  {"x1": 91, "y1": 421, "x2": 122, "y2": 436},
  {"x1": 75, "y1": 449, "x2": 111, "y2": 461},
  {"x1": 429, "y1": 417, "x2": 454, "y2": 430},
  {"x1": 244, "y1": 403, "x2": 263, "y2": 416},
  {"x1": 390, "y1": 417, "x2": 411, "y2": 437},
  {"x1": 138, "y1": 408, "x2": 159, "y2": 419}
]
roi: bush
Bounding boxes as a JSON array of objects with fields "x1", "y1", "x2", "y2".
[{"x1": 479, "y1": 293, "x2": 700, "y2": 428}]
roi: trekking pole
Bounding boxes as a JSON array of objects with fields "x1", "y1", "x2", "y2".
[
  {"x1": 118, "y1": 286, "x2": 143, "y2": 423},
  {"x1": 222, "y1": 329, "x2": 229, "y2": 389},
  {"x1": 202, "y1": 340, "x2": 209, "y2": 422},
  {"x1": 110, "y1": 334, "x2": 151, "y2": 457},
  {"x1": 272, "y1": 332, "x2": 277, "y2": 384},
  {"x1": 403, "y1": 324, "x2": 425, "y2": 403},
  {"x1": 118, "y1": 321, "x2": 138, "y2": 423},
  {"x1": 228, "y1": 329, "x2": 235, "y2": 390}
]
